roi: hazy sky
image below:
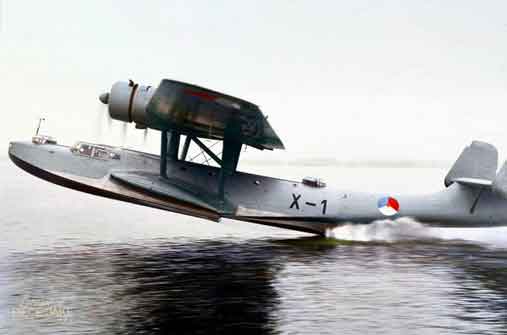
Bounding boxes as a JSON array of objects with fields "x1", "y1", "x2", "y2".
[{"x1": 1, "y1": 0, "x2": 506, "y2": 161}]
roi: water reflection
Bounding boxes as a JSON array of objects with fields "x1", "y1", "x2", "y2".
[
  {"x1": 448, "y1": 247, "x2": 507, "y2": 330},
  {"x1": 4, "y1": 237, "x2": 507, "y2": 334},
  {"x1": 4, "y1": 240, "x2": 282, "y2": 335}
]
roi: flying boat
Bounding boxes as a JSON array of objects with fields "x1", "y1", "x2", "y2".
[{"x1": 8, "y1": 79, "x2": 507, "y2": 235}]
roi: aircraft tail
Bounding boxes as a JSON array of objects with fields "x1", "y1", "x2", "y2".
[
  {"x1": 493, "y1": 162, "x2": 507, "y2": 198},
  {"x1": 445, "y1": 141, "x2": 507, "y2": 198},
  {"x1": 445, "y1": 141, "x2": 498, "y2": 187}
]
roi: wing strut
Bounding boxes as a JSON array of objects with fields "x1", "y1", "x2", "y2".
[
  {"x1": 218, "y1": 138, "x2": 242, "y2": 202},
  {"x1": 217, "y1": 122, "x2": 242, "y2": 204},
  {"x1": 160, "y1": 130, "x2": 181, "y2": 178},
  {"x1": 190, "y1": 136, "x2": 223, "y2": 166},
  {"x1": 180, "y1": 136, "x2": 192, "y2": 161},
  {"x1": 168, "y1": 131, "x2": 181, "y2": 161},
  {"x1": 159, "y1": 123, "x2": 242, "y2": 209},
  {"x1": 160, "y1": 130, "x2": 168, "y2": 178}
]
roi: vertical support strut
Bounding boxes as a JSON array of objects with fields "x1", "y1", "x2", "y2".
[
  {"x1": 218, "y1": 120, "x2": 243, "y2": 202},
  {"x1": 160, "y1": 130, "x2": 168, "y2": 178},
  {"x1": 167, "y1": 131, "x2": 181, "y2": 161},
  {"x1": 180, "y1": 136, "x2": 192, "y2": 160},
  {"x1": 470, "y1": 186, "x2": 485, "y2": 214},
  {"x1": 218, "y1": 127, "x2": 242, "y2": 202}
]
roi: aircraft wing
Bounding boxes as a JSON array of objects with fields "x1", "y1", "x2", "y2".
[{"x1": 145, "y1": 79, "x2": 285, "y2": 150}]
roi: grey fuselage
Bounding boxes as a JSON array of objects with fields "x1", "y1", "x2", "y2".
[{"x1": 8, "y1": 140, "x2": 507, "y2": 235}]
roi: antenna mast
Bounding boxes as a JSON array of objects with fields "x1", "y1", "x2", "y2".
[{"x1": 35, "y1": 118, "x2": 45, "y2": 136}]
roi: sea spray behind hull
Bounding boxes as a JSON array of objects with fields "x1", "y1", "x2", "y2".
[{"x1": 328, "y1": 217, "x2": 438, "y2": 242}]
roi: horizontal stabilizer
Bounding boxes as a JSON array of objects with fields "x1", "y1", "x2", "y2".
[
  {"x1": 445, "y1": 141, "x2": 498, "y2": 187},
  {"x1": 493, "y1": 161, "x2": 507, "y2": 198},
  {"x1": 451, "y1": 177, "x2": 493, "y2": 188}
]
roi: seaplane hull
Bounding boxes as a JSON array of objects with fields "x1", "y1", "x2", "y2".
[{"x1": 9, "y1": 139, "x2": 507, "y2": 236}]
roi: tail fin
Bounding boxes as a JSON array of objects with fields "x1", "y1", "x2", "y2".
[
  {"x1": 493, "y1": 162, "x2": 507, "y2": 198},
  {"x1": 445, "y1": 141, "x2": 498, "y2": 187}
]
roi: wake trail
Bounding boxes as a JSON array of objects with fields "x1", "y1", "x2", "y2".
[
  {"x1": 327, "y1": 218, "x2": 507, "y2": 248},
  {"x1": 327, "y1": 217, "x2": 442, "y2": 242}
]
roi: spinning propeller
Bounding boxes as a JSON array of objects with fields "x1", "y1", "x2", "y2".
[{"x1": 98, "y1": 80, "x2": 153, "y2": 145}]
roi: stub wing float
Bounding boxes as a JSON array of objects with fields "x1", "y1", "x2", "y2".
[{"x1": 8, "y1": 79, "x2": 507, "y2": 235}]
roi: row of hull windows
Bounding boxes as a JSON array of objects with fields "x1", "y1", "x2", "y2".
[{"x1": 71, "y1": 142, "x2": 120, "y2": 160}]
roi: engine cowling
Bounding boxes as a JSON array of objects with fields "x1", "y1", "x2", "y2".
[{"x1": 100, "y1": 80, "x2": 155, "y2": 127}]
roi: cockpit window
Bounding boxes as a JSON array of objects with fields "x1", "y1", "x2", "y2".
[
  {"x1": 93, "y1": 148, "x2": 111, "y2": 160},
  {"x1": 71, "y1": 142, "x2": 120, "y2": 160},
  {"x1": 78, "y1": 143, "x2": 93, "y2": 156}
]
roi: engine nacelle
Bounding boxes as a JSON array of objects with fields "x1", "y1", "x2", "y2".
[{"x1": 100, "y1": 80, "x2": 156, "y2": 127}]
